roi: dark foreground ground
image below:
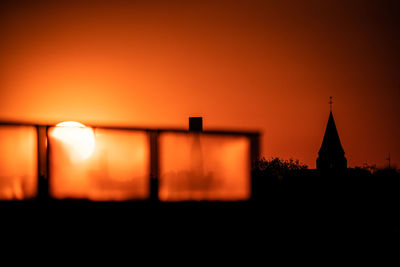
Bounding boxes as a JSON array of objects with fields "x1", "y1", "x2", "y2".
[
  {"x1": 1, "y1": 195, "x2": 398, "y2": 239},
  {"x1": 1, "y1": 169, "x2": 399, "y2": 240}
]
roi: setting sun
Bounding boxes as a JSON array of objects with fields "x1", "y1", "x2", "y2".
[{"x1": 50, "y1": 121, "x2": 95, "y2": 161}]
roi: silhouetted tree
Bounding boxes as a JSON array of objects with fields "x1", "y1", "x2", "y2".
[
  {"x1": 252, "y1": 157, "x2": 308, "y2": 201},
  {"x1": 253, "y1": 157, "x2": 308, "y2": 180},
  {"x1": 358, "y1": 163, "x2": 377, "y2": 174}
]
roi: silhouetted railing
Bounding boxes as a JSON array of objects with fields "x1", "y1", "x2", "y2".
[{"x1": 0, "y1": 121, "x2": 260, "y2": 202}]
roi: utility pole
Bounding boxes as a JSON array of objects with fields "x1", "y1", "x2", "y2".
[{"x1": 386, "y1": 153, "x2": 391, "y2": 169}]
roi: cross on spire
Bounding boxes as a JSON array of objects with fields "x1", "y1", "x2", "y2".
[{"x1": 329, "y1": 96, "x2": 333, "y2": 112}]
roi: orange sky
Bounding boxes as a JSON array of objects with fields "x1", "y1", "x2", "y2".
[{"x1": 0, "y1": 0, "x2": 399, "y2": 168}]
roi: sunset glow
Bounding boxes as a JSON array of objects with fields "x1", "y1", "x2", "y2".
[
  {"x1": 1, "y1": 0, "x2": 399, "y2": 237},
  {"x1": 0, "y1": 126, "x2": 37, "y2": 200},
  {"x1": 48, "y1": 128, "x2": 150, "y2": 201},
  {"x1": 0, "y1": 1, "x2": 399, "y2": 168},
  {"x1": 159, "y1": 133, "x2": 251, "y2": 201},
  {"x1": 51, "y1": 121, "x2": 95, "y2": 161}
]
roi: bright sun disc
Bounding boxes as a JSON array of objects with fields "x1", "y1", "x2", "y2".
[{"x1": 51, "y1": 121, "x2": 95, "y2": 160}]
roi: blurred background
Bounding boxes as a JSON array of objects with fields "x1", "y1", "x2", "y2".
[{"x1": 0, "y1": 0, "x2": 399, "y2": 168}]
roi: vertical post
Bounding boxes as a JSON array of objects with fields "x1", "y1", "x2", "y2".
[
  {"x1": 37, "y1": 126, "x2": 49, "y2": 200},
  {"x1": 250, "y1": 133, "x2": 260, "y2": 201},
  {"x1": 149, "y1": 130, "x2": 159, "y2": 202}
]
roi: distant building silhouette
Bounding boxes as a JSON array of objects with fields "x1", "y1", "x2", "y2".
[{"x1": 317, "y1": 98, "x2": 347, "y2": 171}]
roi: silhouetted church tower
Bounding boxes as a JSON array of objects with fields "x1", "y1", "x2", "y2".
[{"x1": 317, "y1": 97, "x2": 347, "y2": 171}]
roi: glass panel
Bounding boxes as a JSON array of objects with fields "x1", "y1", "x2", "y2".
[
  {"x1": 49, "y1": 127, "x2": 150, "y2": 201},
  {"x1": 0, "y1": 126, "x2": 37, "y2": 200},
  {"x1": 159, "y1": 133, "x2": 251, "y2": 201}
]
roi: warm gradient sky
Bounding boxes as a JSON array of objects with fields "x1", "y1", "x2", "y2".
[{"x1": 0, "y1": 0, "x2": 399, "y2": 168}]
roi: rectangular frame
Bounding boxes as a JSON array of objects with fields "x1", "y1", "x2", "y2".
[{"x1": 0, "y1": 121, "x2": 260, "y2": 202}]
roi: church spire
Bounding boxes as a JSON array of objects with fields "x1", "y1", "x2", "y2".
[
  {"x1": 319, "y1": 111, "x2": 345, "y2": 155},
  {"x1": 316, "y1": 97, "x2": 347, "y2": 171}
]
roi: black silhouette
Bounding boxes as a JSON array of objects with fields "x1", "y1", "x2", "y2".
[
  {"x1": 0, "y1": 112, "x2": 399, "y2": 236},
  {"x1": 317, "y1": 97, "x2": 347, "y2": 171},
  {"x1": 189, "y1": 117, "x2": 203, "y2": 132}
]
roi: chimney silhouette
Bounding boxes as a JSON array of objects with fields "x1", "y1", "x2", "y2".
[{"x1": 189, "y1": 117, "x2": 203, "y2": 132}]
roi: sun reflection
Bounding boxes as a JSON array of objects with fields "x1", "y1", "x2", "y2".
[{"x1": 51, "y1": 121, "x2": 95, "y2": 160}]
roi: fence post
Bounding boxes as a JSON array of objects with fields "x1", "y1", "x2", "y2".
[
  {"x1": 37, "y1": 126, "x2": 49, "y2": 200},
  {"x1": 149, "y1": 130, "x2": 159, "y2": 202}
]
